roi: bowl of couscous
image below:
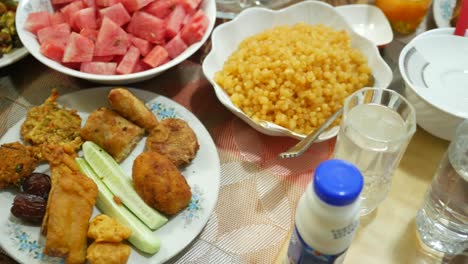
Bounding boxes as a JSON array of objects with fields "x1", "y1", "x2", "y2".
[{"x1": 202, "y1": 0, "x2": 393, "y2": 141}]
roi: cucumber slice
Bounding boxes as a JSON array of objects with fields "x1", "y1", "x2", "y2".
[
  {"x1": 82, "y1": 141, "x2": 168, "y2": 230},
  {"x1": 76, "y1": 158, "x2": 161, "y2": 254}
]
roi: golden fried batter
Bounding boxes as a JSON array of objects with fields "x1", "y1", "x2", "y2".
[
  {"x1": 86, "y1": 242, "x2": 131, "y2": 264},
  {"x1": 0, "y1": 142, "x2": 39, "y2": 189},
  {"x1": 132, "y1": 151, "x2": 191, "y2": 216},
  {"x1": 88, "y1": 215, "x2": 132, "y2": 243},
  {"x1": 146, "y1": 118, "x2": 199, "y2": 167},
  {"x1": 108, "y1": 88, "x2": 158, "y2": 132},
  {"x1": 20, "y1": 89, "x2": 82, "y2": 151},
  {"x1": 80, "y1": 107, "x2": 144, "y2": 163},
  {"x1": 42, "y1": 145, "x2": 98, "y2": 264}
]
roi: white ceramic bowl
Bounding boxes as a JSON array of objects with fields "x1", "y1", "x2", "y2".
[
  {"x1": 15, "y1": 0, "x2": 216, "y2": 84},
  {"x1": 399, "y1": 28, "x2": 468, "y2": 141},
  {"x1": 335, "y1": 4, "x2": 393, "y2": 47},
  {"x1": 202, "y1": 0, "x2": 393, "y2": 141}
]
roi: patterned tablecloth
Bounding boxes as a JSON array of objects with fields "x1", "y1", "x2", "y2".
[{"x1": 0, "y1": 2, "x2": 466, "y2": 264}]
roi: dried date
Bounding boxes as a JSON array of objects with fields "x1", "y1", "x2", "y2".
[
  {"x1": 11, "y1": 194, "x2": 46, "y2": 223},
  {"x1": 21, "y1": 173, "x2": 51, "y2": 199}
]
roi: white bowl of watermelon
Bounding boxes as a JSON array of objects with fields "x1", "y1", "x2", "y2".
[{"x1": 15, "y1": 0, "x2": 216, "y2": 84}]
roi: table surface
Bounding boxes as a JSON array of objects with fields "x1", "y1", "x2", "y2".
[{"x1": 0, "y1": 1, "x2": 466, "y2": 264}]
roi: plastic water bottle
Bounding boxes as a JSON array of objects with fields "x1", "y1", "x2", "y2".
[
  {"x1": 415, "y1": 120, "x2": 468, "y2": 257},
  {"x1": 287, "y1": 159, "x2": 363, "y2": 264}
]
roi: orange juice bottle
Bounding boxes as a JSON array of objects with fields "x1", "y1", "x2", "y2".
[{"x1": 376, "y1": 0, "x2": 432, "y2": 34}]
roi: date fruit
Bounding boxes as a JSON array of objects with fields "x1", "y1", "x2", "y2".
[
  {"x1": 11, "y1": 194, "x2": 46, "y2": 223},
  {"x1": 21, "y1": 173, "x2": 51, "y2": 199}
]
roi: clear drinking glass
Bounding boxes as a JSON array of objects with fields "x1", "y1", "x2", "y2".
[
  {"x1": 375, "y1": 0, "x2": 432, "y2": 34},
  {"x1": 415, "y1": 119, "x2": 468, "y2": 257},
  {"x1": 332, "y1": 87, "x2": 417, "y2": 216}
]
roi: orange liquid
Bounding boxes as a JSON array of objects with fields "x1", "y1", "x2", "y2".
[{"x1": 376, "y1": 0, "x2": 432, "y2": 34}]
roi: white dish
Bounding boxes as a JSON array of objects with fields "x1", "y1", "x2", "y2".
[
  {"x1": 15, "y1": 0, "x2": 216, "y2": 84},
  {"x1": 0, "y1": 87, "x2": 221, "y2": 264},
  {"x1": 0, "y1": 47, "x2": 28, "y2": 68},
  {"x1": 336, "y1": 4, "x2": 393, "y2": 47},
  {"x1": 202, "y1": 0, "x2": 393, "y2": 141},
  {"x1": 433, "y1": 0, "x2": 456, "y2": 28},
  {"x1": 399, "y1": 28, "x2": 468, "y2": 140}
]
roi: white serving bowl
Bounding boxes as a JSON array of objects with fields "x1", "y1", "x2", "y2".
[
  {"x1": 335, "y1": 4, "x2": 393, "y2": 47},
  {"x1": 399, "y1": 28, "x2": 468, "y2": 141},
  {"x1": 202, "y1": 0, "x2": 393, "y2": 141},
  {"x1": 15, "y1": 0, "x2": 216, "y2": 84}
]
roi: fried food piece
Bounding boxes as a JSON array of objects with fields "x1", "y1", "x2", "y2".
[
  {"x1": 0, "y1": 142, "x2": 39, "y2": 189},
  {"x1": 20, "y1": 89, "x2": 82, "y2": 151},
  {"x1": 133, "y1": 151, "x2": 191, "y2": 216},
  {"x1": 80, "y1": 107, "x2": 144, "y2": 163},
  {"x1": 451, "y1": 0, "x2": 462, "y2": 26},
  {"x1": 145, "y1": 118, "x2": 199, "y2": 167},
  {"x1": 86, "y1": 242, "x2": 131, "y2": 264},
  {"x1": 88, "y1": 214, "x2": 132, "y2": 243},
  {"x1": 42, "y1": 146, "x2": 98, "y2": 264},
  {"x1": 108, "y1": 88, "x2": 158, "y2": 132}
]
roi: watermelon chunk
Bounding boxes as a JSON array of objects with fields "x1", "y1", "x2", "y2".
[
  {"x1": 74, "y1": 7, "x2": 98, "y2": 31},
  {"x1": 180, "y1": 9, "x2": 208, "y2": 45},
  {"x1": 99, "y1": 3, "x2": 131, "y2": 26},
  {"x1": 96, "y1": 0, "x2": 121, "y2": 7},
  {"x1": 93, "y1": 55, "x2": 115, "y2": 62},
  {"x1": 127, "y1": 11, "x2": 166, "y2": 44},
  {"x1": 63, "y1": 32, "x2": 95, "y2": 62},
  {"x1": 165, "y1": 5, "x2": 186, "y2": 39},
  {"x1": 164, "y1": 34, "x2": 186, "y2": 58},
  {"x1": 81, "y1": 62, "x2": 117, "y2": 74},
  {"x1": 51, "y1": 12, "x2": 66, "y2": 26},
  {"x1": 133, "y1": 59, "x2": 151, "y2": 72},
  {"x1": 130, "y1": 35, "x2": 152, "y2": 56},
  {"x1": 40, "y1": 40, "x2": 65, "y2": 62},
  {"x1": 80, "y1": 28, "x2": 99, "y2": 42},
  {"x1": 83, "y1": 0, "x2": 97, "y2": 8},
  {"x1": 116, "y1": 45, "x2": 140, "y2": 74},
  {"x1": 52, "y1": 0, "x2": 75, "y2": 4},
  {"x1": 178, "y1": 0, "x2": 201, "y2": 13},
  {"x1": 37, "y1": 23, "x2": 71, "y2": 47},
  {"x1": 143, "y1": 0, "x2": 174, "y2": 18},
  {"x1": 143, "y1": 45, "x2": 168, "y2": 67},
  {"x1": 120, "y1": 0, "x2": 155, "y2": 12},
  {"x1": 60, "y1": 1, "x2": 85, "y2": 25},
  {"x1": 24, "y1": 11, "x2": 52, "y2": 34},
  {"x1": 94, "y1": 17, "x2": 130, "y2": 56}
]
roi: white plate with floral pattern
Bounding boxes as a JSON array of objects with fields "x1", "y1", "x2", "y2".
[
  {"x1": 0, "y1": 87, "x2": 221, "y2": 264},
  {"x1": 434, "y1": 0, "x2": 456, "y2": 28}
]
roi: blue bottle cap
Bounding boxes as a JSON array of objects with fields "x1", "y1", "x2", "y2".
[{"x1": 313, "y1": 159, "x2": 364, "y2": 206}]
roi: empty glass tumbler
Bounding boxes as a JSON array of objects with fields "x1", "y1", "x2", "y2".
[
  {"x1": 415, "y1": 119, "x2": 468, "y2": 257},
  {"x1": 332, "y1": 87, "x2": 416, "y2": 216}
]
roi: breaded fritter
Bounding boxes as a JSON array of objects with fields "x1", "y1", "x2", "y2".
[
  {"x1": 86, "y1": 242, "x2": 131, "y2": 264},
  {"x1": 80, "y1": 107, "x2": 144, "y2": 163},
  {"x1": 20, "y1": 89, "x2": 82, "y2": 151},
  {"x1": 133, "y1": 151, "x2": 191, "y2": 216},
  {"x1": 0, "y1": 142, "x2": 39, "y2": 189},
  {"x1": 108, "y1": 88, "x2": 158, "y2": 132},
  {"x1": 145, "y1": 118, "x2": 199, "y2": 167},
  {"x1": 42, "y1": 146, "x2": 98, "y2": 264},
  {"x1": 88, "y1": 214, "x2": 132, "y2": 243}
]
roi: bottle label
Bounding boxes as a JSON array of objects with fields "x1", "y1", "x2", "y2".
[{"x1": 287, "y1": 227, "x2": 347, "y2": 264}]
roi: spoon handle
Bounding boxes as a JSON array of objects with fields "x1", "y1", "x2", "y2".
[
  {"x1": 454, "y1": 0, "x2": 468, "y2": 36},
  {"x1": 278, "y1": 107, "x2": 343, "y2": 159}
]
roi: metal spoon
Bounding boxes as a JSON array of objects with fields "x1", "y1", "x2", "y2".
[{"x1": 278, "y1": 107, "x2": 343, "y2": 159}]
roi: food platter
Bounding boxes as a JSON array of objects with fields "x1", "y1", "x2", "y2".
[
  {"x1": 0, "y1": 87, "x2": 221, "y2": 264},
  {"x1": 433, "y1": 0, "x2": 456, "y2": 28}
]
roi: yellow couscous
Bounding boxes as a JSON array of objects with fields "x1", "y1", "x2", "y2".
[{"x1": 214, "y1": 23, "x2": 373, "y2": 135}]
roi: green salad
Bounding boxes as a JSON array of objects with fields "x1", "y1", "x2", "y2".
[{"x1": 0, "y1": 0, "x2": 21, "y2": 57}]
